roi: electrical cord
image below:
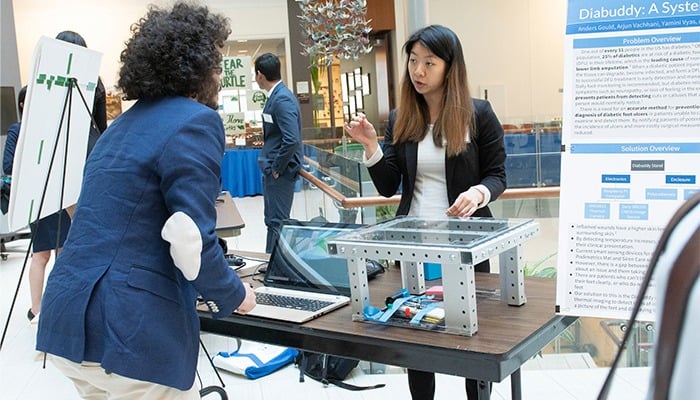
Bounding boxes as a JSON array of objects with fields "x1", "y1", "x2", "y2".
[
  {"x1": 237, "y1": 254, "x2": 270, "y2": 264},
  {"x1": 237, "y1": 262, "x2": 269, "y2": 279},
  {"x1": 232, "y1": 263, "x2": 246, "y2": 271}
]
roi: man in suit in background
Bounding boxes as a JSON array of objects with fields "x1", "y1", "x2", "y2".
[{"x1": 254, "y1": 53, "x2": 303, "y2": 253}]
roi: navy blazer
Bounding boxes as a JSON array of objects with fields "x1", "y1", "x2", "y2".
[
  {"x1": 368, "y1": 99, "x2": 507, "y2": 217},
  {"x1": 3, "y1": 122, "x2": 19, "y2": 175},
  {"x1": 257, "y1": 82, "x2": 302, "y2": 177},
  {"x1": 37, "y1": 97, "x2": 247, "y2": 390}
]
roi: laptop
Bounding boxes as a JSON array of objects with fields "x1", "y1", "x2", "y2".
[{"x1": 245, "y1": 220, "x2": 383, "y2": 323}]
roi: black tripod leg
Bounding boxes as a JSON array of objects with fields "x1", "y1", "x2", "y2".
[
  {"x1": 0, "y1": 78, "x2": 77, "y2": 352},
  {"x1": 0, "y1": 241, "x2": 34, "y2": 351},
  {"x1": 200, "y1": 337, "x2": 226, "y2": 388}
]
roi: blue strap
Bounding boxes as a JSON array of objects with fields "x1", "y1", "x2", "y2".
[
  {"x1": 364, "y1": 292, "x2": 440, "y2": 324},
  {"x1": 363, "y1": 305, "x2": 383, "y2": 320},
  {"x1": 410, "y1": 301, "x2": 443, "y2": 325},
  {"x1": 216, "y1": 350, "x2": 265, "y2": 367},
  {"x1": 215, "y1": 348, "x2": 299, "y2": 380},
  {"x1": 363, "y1": 296, "x2": 412, "y2": 322},
  {"x1": 243, "y1": 348, "x2": 298, "y2": 379},
  {"x1": 378, "y1": 296, "x2": 413, "y2": 322}
]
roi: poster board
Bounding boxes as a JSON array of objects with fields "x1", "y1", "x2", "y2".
[
  {"x1": 7, "y1": 37, "x2": 101, "y2": 232},
  {"x1": 221, "y1": 56, "x2": 252, "y2": 90},
  {"x1": 247, "y1": 89, "x2": 267, "y2": 110},
  {"x1": 556, "y1": 0, "x2": 700, "y2": 321}
]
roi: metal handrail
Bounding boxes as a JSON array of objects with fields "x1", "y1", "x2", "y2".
[
  {"x1": 303, "y1": 156, "x2": 361, "y2": 193},
  {"x1": 299, "y1": 169, "x2": 560, "y2": 209}
]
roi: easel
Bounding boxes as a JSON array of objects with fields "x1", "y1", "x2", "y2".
[{"x1": 0, "y1": 77, "x2": 84, "y2": 351}]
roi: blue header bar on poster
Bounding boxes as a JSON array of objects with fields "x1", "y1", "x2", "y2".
[
  {"x1": 570, "y1": 142, "x2": 700, "y2": 154},
  {"x1": 573, "y1": 31, "x2": 700, "y2": 48},
  {"x1": 567, "y1": 0, "x2": 700, "y2": 34}
]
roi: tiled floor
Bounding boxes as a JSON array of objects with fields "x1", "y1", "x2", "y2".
[{"x1": 0, "y1": 194, "x2": 650, "y2": 399}]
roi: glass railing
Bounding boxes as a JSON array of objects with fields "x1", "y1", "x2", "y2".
[
  {"x1": 502, "y1": 120, "x2": 562, "y2": 188},
  {"x1": 299, "y1": 131, "x2": 380, "y2": 224},
  {"x1": 297, "y1": 118, "x2": 564, "y2": 224}
]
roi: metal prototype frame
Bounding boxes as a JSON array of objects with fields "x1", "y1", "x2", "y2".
[{"x1": 327, "y1": 217, "x2": 540, "y2": 336}]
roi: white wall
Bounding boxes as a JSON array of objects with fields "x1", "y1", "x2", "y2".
[
  {"x1": 429, "y1": 0, "x2": 566, "y2": 121},
  {"x1": 394, "y1": 0, "x2": 566, "y2": 122},
  {"x1": 1, "y1": 0, "x2": 21, "y2": 91},
  {"x1": 12, "y1": 0, "x2": 289, "y2": 90}
]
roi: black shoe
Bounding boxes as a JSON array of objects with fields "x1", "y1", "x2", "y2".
[{"x1": 27, "y1": 308, "x2": 35, "y2": 321}]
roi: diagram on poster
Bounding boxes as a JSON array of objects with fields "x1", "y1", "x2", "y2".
[
  {"x1": 557, "y1": 0, "x2": 700, "y2": 320},
  {"x1": 7, "y1": 37, "x2": 101, "y2": 232}
]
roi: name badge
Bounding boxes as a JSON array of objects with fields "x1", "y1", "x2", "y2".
[{"x1": 262, "y1": 113, "x2": 273, "y2": 123}]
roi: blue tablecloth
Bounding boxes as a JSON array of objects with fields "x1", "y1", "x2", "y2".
[{"x1": 221, "y1": 148, "x2": 263, "y2": 197}]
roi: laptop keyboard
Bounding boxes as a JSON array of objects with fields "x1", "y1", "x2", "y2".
[{"x1": 255, "y1": 292, "x2": 334, "y2": 312}]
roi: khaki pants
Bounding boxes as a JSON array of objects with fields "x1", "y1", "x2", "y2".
[{"x1": 49, "y1": 355, "x2": 201, "y2": 400}]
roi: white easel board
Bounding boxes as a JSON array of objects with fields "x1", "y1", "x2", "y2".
[{"x1": 7, "y1": 37, "x2": 101, "y2": 232}]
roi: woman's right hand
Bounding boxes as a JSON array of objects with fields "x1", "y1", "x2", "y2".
[{"x1": 343, "y1": 114, "x2": 379, "y2": 157}]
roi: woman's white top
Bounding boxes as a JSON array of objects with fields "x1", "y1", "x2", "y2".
[
  {"x1": 364, "y1": 125, "x2": 490, "y2": 217},
  {"x1": 409, "y1": 125, "x2": 448, "y2": 218}
]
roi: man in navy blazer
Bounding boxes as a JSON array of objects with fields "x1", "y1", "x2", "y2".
[
  {"x1": 254, "y1": 53, "x2": 303, "y2": 253},
  {"x1": 36, "y1": 4, "x2": 256, "y2": 398}
]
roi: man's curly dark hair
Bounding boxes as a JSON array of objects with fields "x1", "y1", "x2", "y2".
[{"x1": 117, "y1": 2, "x2": 230, "y2": 108}]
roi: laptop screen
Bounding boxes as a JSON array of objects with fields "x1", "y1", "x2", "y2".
[{"x1": 263, "y1": 220, "x2": 364, "y2": 297}]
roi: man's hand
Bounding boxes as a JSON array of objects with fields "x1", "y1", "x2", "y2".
[{"x1": 235, "y1": 283, "x2": 257, "y2": 314}]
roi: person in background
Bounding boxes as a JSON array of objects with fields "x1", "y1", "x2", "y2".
[
  {"x1": 36, "y1": 3, "x2": 255, "y2": 399},
  {"x1": 2, "y1": 86, "x2": 26, "y2": 178},
  {"x1": 254, "y1": 52, "x2": 303, "y2": 253},
  {"x1": 2, "y1": 85, "x2": 72, "y2": 323},
  {"x1": 55, "y1": 30, "x2": 107, "y2": 156},
  {"x1": 344, "y1": 24, "x2": 507, "y2": 400}
]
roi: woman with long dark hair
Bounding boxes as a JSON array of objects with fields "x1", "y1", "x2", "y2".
[{"x1": 344, "y1": 24, "x2": 507, "y2": 400}]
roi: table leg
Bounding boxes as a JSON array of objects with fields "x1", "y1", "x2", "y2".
[
  {"x1": 477, "y1": 379, "x2": 491, "y2": 400},
  {"x1": 510, "y1": 368, "x2": 522, "y2": 400}
]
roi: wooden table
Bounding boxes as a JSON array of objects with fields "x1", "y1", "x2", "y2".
[
  {"x1": 215, "y1": 191, "x2": 245, "y2": 237},
  {"x1": 200, "y1": 263, "x2": 576, "y2": 400}
]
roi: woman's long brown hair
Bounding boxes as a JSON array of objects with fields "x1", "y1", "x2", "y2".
[{"x1": 393, "y1": 25, "x2": 474, "y2": 157}]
